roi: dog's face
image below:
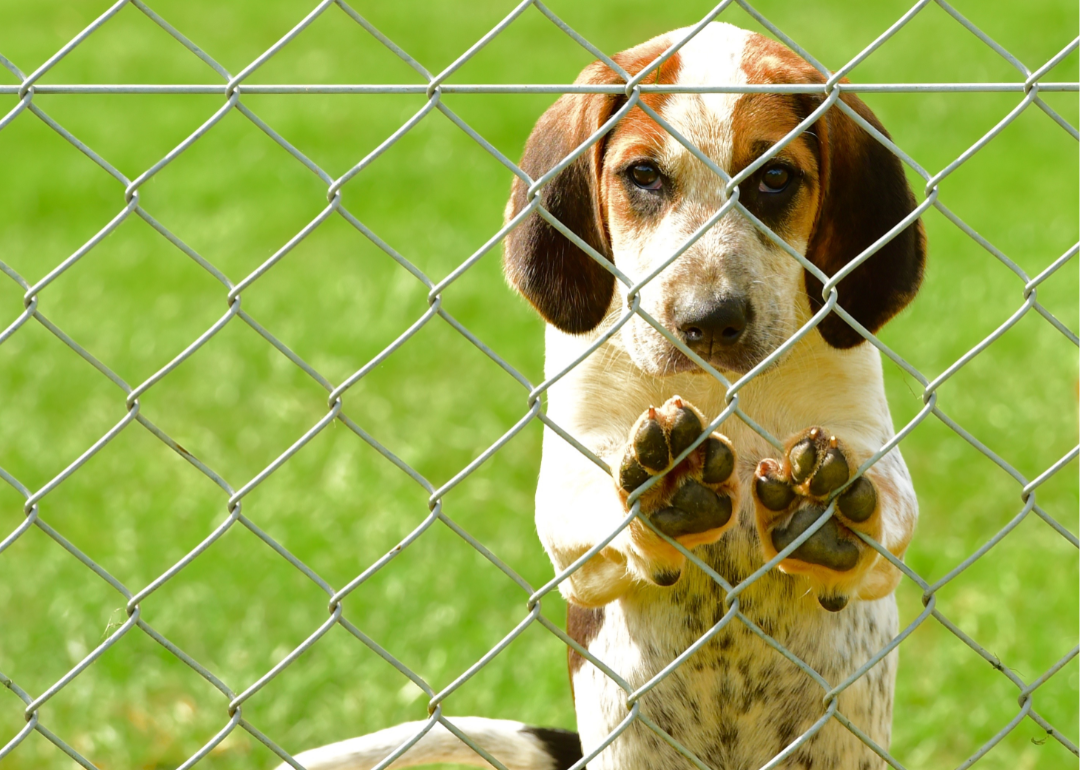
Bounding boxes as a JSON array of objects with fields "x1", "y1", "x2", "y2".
[
  {"x1": 600, "y1": 25, "x2": 824, "y2": 375},
  {"x1": 505, "y1": 23, "x2": 925, "y2": 376}
]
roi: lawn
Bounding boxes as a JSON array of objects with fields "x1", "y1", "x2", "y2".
[{"x1": 0, "y1": 0, "x2": 1076, "y2": 768}]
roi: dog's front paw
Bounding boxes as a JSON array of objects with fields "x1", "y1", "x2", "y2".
[
  {"x1": 617, "y1": 396, "x2": 739, "y2": 586},
  {"x1": 753, "y1": 428, "x2": 881, "y2": 612}
]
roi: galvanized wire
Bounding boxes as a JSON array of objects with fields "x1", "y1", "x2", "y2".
[{"x1": 0, "y1": 1, "x2": 1077, "y2": 768}]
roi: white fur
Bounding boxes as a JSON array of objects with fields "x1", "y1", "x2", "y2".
[
  {"x1": 275, "y1": 718, "x2": 562, "y2": 770},
  {"x1": 609, "y1": 24, "x2": 805, "y2": 381}
]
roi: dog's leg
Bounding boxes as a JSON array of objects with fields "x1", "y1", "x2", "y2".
[
  {"x1": 616, "y1": 396, "x2": 741, "y2": 586},
  {"x1": 752, "y1": 426, "x2": 917, "y2": 611},
  {"x1": 538, "y1": 395, "x2": 740, "y2": 606}
]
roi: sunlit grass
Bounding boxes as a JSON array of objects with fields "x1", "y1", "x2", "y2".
[{"x1": 0, "y1": 1, "x2": 1076, "y2": 768}]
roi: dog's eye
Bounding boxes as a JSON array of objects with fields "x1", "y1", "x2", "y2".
[
  {"x1": 759, "y1": 166, "x2": 791, "y2": 193},
  {"x1": 629, "y1": 162, "x2": 663, "y2": 191}
]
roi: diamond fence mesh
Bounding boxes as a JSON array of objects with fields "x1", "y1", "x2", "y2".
[{"x1": 0, "y1": 0, "x2": 1077, "y2": 768}]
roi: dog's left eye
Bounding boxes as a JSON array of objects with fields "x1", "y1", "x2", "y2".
[
  {"x1": 629, "y1": 162, "x2": 663, "y2": 191},
  {"x1": 759, "y1": 165, "x2": 792, "y2": 193}
]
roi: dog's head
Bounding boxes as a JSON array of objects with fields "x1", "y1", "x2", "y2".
[{"x1": 504, "y1": 23, "x2": 926, "y2": 376}]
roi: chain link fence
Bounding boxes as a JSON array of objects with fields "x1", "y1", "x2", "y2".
[{"x1": 0, "y1": 0, "x2": 1077, "y2": 768}]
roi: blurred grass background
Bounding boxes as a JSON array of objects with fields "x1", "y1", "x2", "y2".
[{"x1": 0, "y1": 0, "x2": 1076, "y2": 768}]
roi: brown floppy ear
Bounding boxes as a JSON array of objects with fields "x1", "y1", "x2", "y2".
[
  {"x1": 503, "y1": 62, "x2": 622, "y2": 334},
  {"x1": 804, "y1": 93, "x2": 927, "y2": 348}
]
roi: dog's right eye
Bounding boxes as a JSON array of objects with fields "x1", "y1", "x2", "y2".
[{"x1": 629, "y1": 162, "x2": 663, "y2": 191}]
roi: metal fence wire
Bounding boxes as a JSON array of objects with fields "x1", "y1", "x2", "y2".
[{"x1": 0, "y1": 0, "x2": 1077, "y2": 768}]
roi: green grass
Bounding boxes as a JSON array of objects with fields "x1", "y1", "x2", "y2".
[{"x1": 0, "y1": 1, "x2": 1076, "y2": 768}]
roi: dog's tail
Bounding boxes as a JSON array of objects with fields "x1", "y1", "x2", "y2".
[{"x1": 277, "y1": 717, "x2": 582, "y2": 770}]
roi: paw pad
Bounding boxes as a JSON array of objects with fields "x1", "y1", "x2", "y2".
[
  {"x1": 702, "y1": 437, "x2": 735, "y2": 484},
  {"x1": 652, "y1": 480, "x2": 732, "y2": 537},
  {"x1": 817, "y1": 593, "x2": 849, "y2": 612},
  {"x1": 633, "y1": 409, "x2": 670, "y2": 472},
  {"x1": 769, "y1": 505, "x2": 859, "y2": 572},
  {"x1": 616, "y1": 396, "x2": 740, "y2": 585},
  {"x1": 753, "y1": 427, "x2": 882, "y2": 610},
  {"x1": 754, "y1": 458, "x2": 796, "y2": 511},
  {"x1": 837, "y1": 476, "x2": 877, "y2": 522}
]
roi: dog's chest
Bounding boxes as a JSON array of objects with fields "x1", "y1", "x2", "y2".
[{"x1": 572, "y1": 526, "x2": 897, "y2": 770}]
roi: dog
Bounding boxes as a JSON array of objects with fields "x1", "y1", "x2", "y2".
[{"x1": 280, "y1": 21, "x2": 924, "y2": 770}]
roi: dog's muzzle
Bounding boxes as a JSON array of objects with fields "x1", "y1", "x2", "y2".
[{"x1": 672, "y1": 295, "x2": 759, "y2": 373}]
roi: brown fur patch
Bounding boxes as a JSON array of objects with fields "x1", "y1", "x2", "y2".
[
  {"x1": 503, "y1": 63, "x2": 621, "y2": 333},
  {"x1": 738, "y1": 33, "x2": 926, "y2": 347},
  {"x1": 567, "y1": 604, "x2": 605, "y2": 679},
  {"x1": 597, "y1": 42, "x2": 687, "y2": 252},
  {"x1": 729, "y1": 91, "x2": 821, "y2": 244},
  {"x1": 609, "y1": 37, "x2": 682, "y2": 133},
  {"x1": 504, "y1": 36, "x2": 682, "y2": 334}
]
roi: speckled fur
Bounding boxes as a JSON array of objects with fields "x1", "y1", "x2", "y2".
[
  {"x1": 579, "y1": 581, "x2": 897, "y2": 770},
  {"x1": 545, "y1": 328, "x2": 907, "y2": 769}
]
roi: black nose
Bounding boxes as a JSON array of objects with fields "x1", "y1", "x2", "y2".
[{"x1": 677, "y1": 296, "x2": 751, "y2": 352}]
